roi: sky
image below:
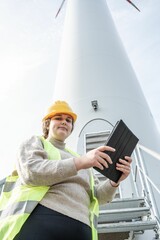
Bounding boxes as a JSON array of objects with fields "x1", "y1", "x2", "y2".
[{"x1": 0, "y1": 0, "x2": 160, "y2": 179}]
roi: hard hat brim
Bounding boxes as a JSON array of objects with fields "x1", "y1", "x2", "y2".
[{"x1": 42, "y1": 111, "x2": 77, "y2": 122}]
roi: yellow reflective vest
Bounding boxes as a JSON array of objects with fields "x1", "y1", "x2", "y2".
[{"x1": 0, "y1": 136, "x2": 99, "y2": 240}]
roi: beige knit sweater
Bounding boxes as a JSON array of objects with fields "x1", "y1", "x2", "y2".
[{"x1": 16, "y1": 135, "x2": 117, "y2": 226}]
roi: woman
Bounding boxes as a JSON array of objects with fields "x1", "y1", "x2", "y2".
[{"x1": 5, "y1": 100, "x2": 131, "y2": 240}]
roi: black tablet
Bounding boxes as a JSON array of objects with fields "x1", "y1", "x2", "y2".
[{"x1": 94, "y1": 119, "x2": 139, "y2": 183}]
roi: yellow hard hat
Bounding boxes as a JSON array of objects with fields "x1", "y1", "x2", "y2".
[{"x1": 42, "y1": 100, "x2": 77, "y2": 122}]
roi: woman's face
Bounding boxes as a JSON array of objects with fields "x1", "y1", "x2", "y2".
[{"x1": 47, "y1": 114, "x2": 73, "y2": 142}]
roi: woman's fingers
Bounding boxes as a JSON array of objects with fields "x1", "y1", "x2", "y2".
[
  {"x1": 81, "y1": 145, "x2": 116, "y2": 170},
  {"x1": 116, "y1": 163, "x2": 130, "y2": 173},
  {"x1": 99, "y1": 151, "x2": 113, "y2": 164},
  {"x1": 93, "y1": 146, "x2": 114, "y2": 169},
  {"x1": 96, "y1": 155, "x2": 109, "y2": 169},
  {"x1": 95, "y1": 158, "x2": 106, "y2": 170},
  {"x1": 97, "y1": 145, "x2": 115, "y2": 153},
  {"x1": 116, "y1": 157, "x2": 132, "y2": 173},
  {"x1": 118, "y1": 157, "x2": 132, "y2": 166},
  {"x1": 124, "y1": 156, "x2": 132, "y2": 163}
]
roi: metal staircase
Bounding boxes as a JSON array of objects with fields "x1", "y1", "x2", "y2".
[
  {"x1": 97, "y1": 195, "x2": 158, "y2": 240},
  {"x1": 97, "y1": 142, "x2": 160, "y2": 240},
  {"x1": 95, "y1": 169, "x2": 159, "y2": 239},
  {"x1": 85, "y1": 131, "x2": 160, "y2": 239}
]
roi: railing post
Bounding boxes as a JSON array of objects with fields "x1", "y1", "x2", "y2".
[{"x1": 136, "y1": 145, "x2": 160, "y2": 228}]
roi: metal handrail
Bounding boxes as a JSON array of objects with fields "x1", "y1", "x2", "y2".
[
  {"x1": 137, "y1": 145, "x2": 160, "y2": 195},
  {"x1": 137, "y1": 144, "x2": 160, "y2": 196},
  {"x1": 138, "y1": 144, "x2": 160, "y2": 161},
  {"x1": 137, "y1": 166, "x2": 160, "y2": 195},
  {"x1": 132, "y1": 144, "x2": 160, "y2": 230}
]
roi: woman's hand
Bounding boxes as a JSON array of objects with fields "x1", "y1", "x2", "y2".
[
  {"x1": 74, "y1": 146, "x2": 115, "y2": 171},
  {"x1": 110, "y1": 156, "x2": 132, "y2": 187}
]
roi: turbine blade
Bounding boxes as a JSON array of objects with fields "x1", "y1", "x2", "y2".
[
  {"x1": 55, "y1": 0, "x2": 66, "y2": 18},
  {"x1": 126, "y1": 0, "x2": 140, "y2": 12}
]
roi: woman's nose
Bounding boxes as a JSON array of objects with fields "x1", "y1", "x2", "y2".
[{"x1": 61, "y1": 119, "x2": 66, "y2": 125}]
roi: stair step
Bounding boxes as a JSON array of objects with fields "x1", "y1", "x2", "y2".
[
  {"x1": 100, "y1": 197, "x2": 145, "y2": 210},
  {"x1": 98, "y1": 220, "x2": 157, "y2": 233},
  {"x1": 99, "y1": 207, "x2": 150, "y2": 222}
]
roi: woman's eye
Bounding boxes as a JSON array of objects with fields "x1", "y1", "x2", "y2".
[
  {"x1": 66, "y1": 118, "x2": 72, "y2": 123},
  {"x1": 54, "y1": 117, "x2": 62, "y2": 120}
]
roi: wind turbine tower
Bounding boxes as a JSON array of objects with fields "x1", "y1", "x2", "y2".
[
  {"x1": 53, "y1": 1, "x2": 160, "y2": 238},
  {"x1": 54, "y1": 0, "x2": 160, "y2": 151}
]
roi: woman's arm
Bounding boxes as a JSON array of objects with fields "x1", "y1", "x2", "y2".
[{"x1": 16, "y1": 136, "x2": 77, "y2": 186}]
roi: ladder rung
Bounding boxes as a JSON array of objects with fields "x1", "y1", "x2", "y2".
[
  {"x1": 98, "y1": 220, "x2": 157, "y2": 233},
  {"x1": 100, "y1": 197, "x2": 145, "y2": 210},
  {"x1": 99, "y1": 207, "x2": 150, "y2": 222}
]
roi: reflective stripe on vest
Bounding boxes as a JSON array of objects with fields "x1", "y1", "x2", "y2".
[
  {"x1": 0, "y1": 175, "x2": 49, "y2": 240},
  {"x1": 90, "y1": 175, "x2": 99, "y2": 240},
  {"x1": 0, "y1": 136, "x2": 99, "y2": 240}
]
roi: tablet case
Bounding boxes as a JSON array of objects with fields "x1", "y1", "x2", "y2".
[{"x1": 94, "y1": 119, "x2": 139, "y2": 183}]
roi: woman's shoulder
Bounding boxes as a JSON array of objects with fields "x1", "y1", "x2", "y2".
[{"x1": 19, "y1": 135, "x2": 43, "y2": 149}]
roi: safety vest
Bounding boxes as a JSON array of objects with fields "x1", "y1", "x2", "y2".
[{"x1": 0, "y1": 136, "x2": 99, "y2": 240}]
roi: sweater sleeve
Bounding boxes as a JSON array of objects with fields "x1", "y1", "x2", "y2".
[
  {"x1": 94, "y1": 174, "x2": 118, "y2": 205},
  {"x1": 16, "y1": 136, "x2": 78, "y2": 186}
]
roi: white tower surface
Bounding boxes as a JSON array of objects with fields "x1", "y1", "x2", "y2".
[
  {"x1": 54, "y1": 2, "x2": 160, "y2": 237},
  {"x1": 54, "y1": 0, "x2": 160, "y2": 154}
]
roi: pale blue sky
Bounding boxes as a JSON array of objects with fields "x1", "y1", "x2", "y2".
[{"x1": 0, "y1": 0, "x2": 160, "y2": 179}]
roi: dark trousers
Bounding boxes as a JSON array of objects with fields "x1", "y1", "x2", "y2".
[{"x1": 14, "y1": 204, "x2": 92, "y2": 240}]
